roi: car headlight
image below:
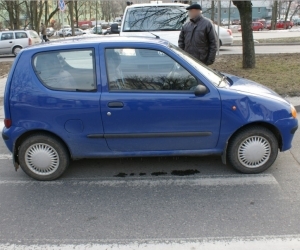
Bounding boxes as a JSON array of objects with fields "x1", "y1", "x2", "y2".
[{"x1": 291, "y1": 104, "x2": 297, "y2": 118}]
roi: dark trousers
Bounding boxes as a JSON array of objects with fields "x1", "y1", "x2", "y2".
[{"x1": 42, "y1": 35, "x2": 49, "y2": 42}]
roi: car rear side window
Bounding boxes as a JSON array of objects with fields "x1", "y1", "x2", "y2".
[
  {"x1": 33, "y1": 49, "x2": 96, "y2": 91},
  {"x1": 105, "y1": 48, "x2": 198, "y2": 91},
  {"x1": 15, "y1": 32, "x2": 28, "y2": 39}
]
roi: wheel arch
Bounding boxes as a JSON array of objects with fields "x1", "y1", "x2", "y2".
[
  {"x1": 13, "y1": 129, "x2": 72, "y2": 167},
  {"x1": 222, "y1": 121, "x2": 282, "y2": 164},
  {"x1": 12, "y1": 45, "x2": 22, "y2": 53}
]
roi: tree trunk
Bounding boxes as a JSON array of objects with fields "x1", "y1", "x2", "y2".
[
  {"x1": 44, "y1": 0, "x2": 48, "y2": 26},
  {"x1": 271, "y1": 1, "x2": 277, "y2": 30},
  {"x1": 70, "y1": 0, "x2": 75, "y2": 36},
  {"x1": 210, "y1": 1, "x2": 214, "y2": 23},
  {"x1": 227, "y1": 0, "x2": 231, "y2": 29},
  {"x1": 284, "y1": 1, "x2": 292, "y2": 29},
  {"x1": 233, "y1": 1, "x2": 255, "y2": 69}
]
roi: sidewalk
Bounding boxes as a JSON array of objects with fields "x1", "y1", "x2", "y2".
[{"x1": 0, "y1": 77, "x2": 299, "y2": 120}]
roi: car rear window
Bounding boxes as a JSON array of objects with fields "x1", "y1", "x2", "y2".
[{"x1": 32, "y1": 49, "x2": 96, "y2": 92}]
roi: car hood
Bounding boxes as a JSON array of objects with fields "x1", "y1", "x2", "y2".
[{"x1": 223, "y1": 73, "x2": 290, "y2": 105}]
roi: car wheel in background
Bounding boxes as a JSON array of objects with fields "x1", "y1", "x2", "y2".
[
  {"x1": 258, "y1": 28, "x2": 262, "y2": 31},
  {"x1": 19, "y1": 134, "x2": 70, "y2": 181},
  {"x1": 12, "y1": 46, "x2": 22, "y2": 56},
  {"x1": 227, "y1": 126, "x2": 278, "y2": 174}
]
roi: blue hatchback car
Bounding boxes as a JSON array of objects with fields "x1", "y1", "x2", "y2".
[{"x1": 2, "y1": 37, "x2": 298, "y2": 180}]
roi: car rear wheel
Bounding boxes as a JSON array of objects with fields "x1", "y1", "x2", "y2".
[
  {"x1": 19, "y1": 134, "x2": 70, "y2": 181},
  {"x1": 227, "y1": 126, "x2": 278, "y2": 174},
  {"x1": 13, "y1": 46, "x2": 22, "y2": 56}
]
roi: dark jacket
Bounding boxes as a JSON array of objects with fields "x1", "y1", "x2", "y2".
[{"x1": 178, "y1": 15, "x2": 217, "y2": 65}]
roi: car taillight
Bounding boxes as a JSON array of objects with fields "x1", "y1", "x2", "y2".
[
  {"x1": 4, "y1": 119, "x2": 12, "y2": 128},
  {"x1": 29, "y1": 38, "x2": 32, "y2": 45},
  {"x1": 227, "y1": 29, "x2": 232, "y2": 36}
]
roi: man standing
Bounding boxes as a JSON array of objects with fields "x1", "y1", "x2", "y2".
[
  {"x1": 178, "y1": 4, "x2": 217, "y2": 65},
  {"x1": 41, "y1": 23, "x2": 49, "y2": 42}
]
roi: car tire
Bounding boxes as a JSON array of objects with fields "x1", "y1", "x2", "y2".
[
  {"x1": 288, "y1": 25, "x2": 292, "y2": 29},
  {"x1": 19, "y1": 134, "x2": 70, "y2": 181},
  {"x1": 258, "y1": 28, "x2": 262, "y2": 31},
  {"x1": 13, "y1": 46, "x2": 22, "y2": 56},
  {"x1": 67, "y1": 34, "x2": 71, "y2": 37},
  {"x1": 227, "y1": 126, "x2": 278, "y2": 174}
]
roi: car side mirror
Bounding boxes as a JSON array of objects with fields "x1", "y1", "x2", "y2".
[
  {"x1": 111, "y1": 24, "x2": 120, "y2": 34},
  {"x1": 194, "y1": 84, "x2": 208, "y2": 96}
]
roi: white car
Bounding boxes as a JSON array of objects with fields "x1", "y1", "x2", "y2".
[
  {"x1": 58, "y1": 28, "x2": 85, "y2": 37},
  {"x1": 0, "y1": 29, "x2": 41, "y2": 56},
  {"x1": 120, "y1": 3, "x2": 233, "y2": 47}
]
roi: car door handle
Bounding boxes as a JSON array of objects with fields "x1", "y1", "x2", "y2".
[
  {"x1": 108, "y1": 102, "x2": 124, "y2": 108},
  {"x1": 9, "y1": 41, "x2": 12, "y2": 43}
]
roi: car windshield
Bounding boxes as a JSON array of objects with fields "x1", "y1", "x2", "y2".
[
  {"x1": 123, "y1": 6, "x2": 188, "y2": 31},
  {"x1": 169, "y1": 44, "x2": 228, "y2": 87}
]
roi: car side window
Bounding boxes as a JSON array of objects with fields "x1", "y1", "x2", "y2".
[
  {"x1": 1, "y1": 32, "x2": 14, "y2": 40},
  {"x1": 105, "y1": 48, "x2": 198, "y2": 91},
  {"x1": 15, "y1": 32, "x2": 28, "y2": 39},
  {"x1": 33, "y1": 49, "x2": 96, "y2": 91}
]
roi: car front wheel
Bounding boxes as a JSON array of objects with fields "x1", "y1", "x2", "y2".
[
  {"x1": 19, "y1": 134, "x2": 70, "y2": 181},
  {"x1": 227, "y1": 126, "x2": 278, "y2": 174}
]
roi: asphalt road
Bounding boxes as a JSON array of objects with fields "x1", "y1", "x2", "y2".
[{"x1": 0, "y1": 113, "x2": 299, "y2": 249}]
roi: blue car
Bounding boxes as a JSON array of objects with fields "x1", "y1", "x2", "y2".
[{"x1": 2, "y1": 37, "x2": 298, "y2": 180}]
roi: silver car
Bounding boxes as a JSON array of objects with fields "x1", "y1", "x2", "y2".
[{"x1": 0, "y1": 30, "x2": 41, "y2": 56}]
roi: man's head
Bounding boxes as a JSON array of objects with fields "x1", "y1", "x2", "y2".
[{"x1": 186, "y1": 4, "x2": 202, "y2": 19}]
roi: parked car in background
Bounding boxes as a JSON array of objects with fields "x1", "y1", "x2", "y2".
[
  {"x1": 103, "y1": 23, "x2": 120, "y2": 35},
  {"x1": 238, "y1": 22, "x2": 264, "y2": 32},
  {"x1": 294, "y1": 18, "x2": 300, "y2": 25},
  {"x1": 80, "y1": 24, "x2": 90, "y2": 30},
  {"x1": 0, "y1": 30, "x2": 41, "y2": 56},
  {"x1": 221, "y1": 18, "x2": 232, "y2": 26},
  {"x1": 91, "y1": 25, "x2": 102, "y2": 34},
  {"x1": 46, "y1": 27, "x2": 54, "y2": 37},
  {"x1": 100, "y1": 22, "x2": 110, "y2": 29},
  {"x1": 120, "y1": 3, "x2": 233, "y2": 46},
  {"x1": 59, "y1": 28, "x2": 85, "y2": 37},
  {"x1": 2, "y1": 37, "x2": 297, "y2": 180},
  {"x1": 232, "y1": 19, "x2": 241, "y2": 25},
  {"x1": 267, "y1": 20, "x2": 294, "y2": 29}
]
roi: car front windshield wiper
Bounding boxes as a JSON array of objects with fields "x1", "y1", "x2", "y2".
[{"x1": 218, "y1": 75, "x2": 228, "y2": 87}]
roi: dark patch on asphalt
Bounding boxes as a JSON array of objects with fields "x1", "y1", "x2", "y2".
[
  {"x1": 171, "y1": 169, "x2": 200, "y2": 176},
  {"x1": 139, "y1": 173, "x2": 146, "y2": 176},
  {"x1": 114, "y1": 173, "x2": 127, "y2": 177},
  {"x1": 151, "y1": 171, "x2": 168, "y2": 176},
  {"x1": 129, "y1": 173, "x2": 135, "y2": 176}
]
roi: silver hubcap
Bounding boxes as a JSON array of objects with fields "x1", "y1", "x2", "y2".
[
  {"x1": 238, "y1": 136, "x2": 271, "y2": 168},
  {"x1": 25, "y1": 143, "x2": 59, "y2": 175},
  {"x1": 14, "y1": 47, "x2": 21, "y2": 55}
]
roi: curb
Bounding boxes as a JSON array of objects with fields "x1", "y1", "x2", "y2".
[{"x1": 230, "y1": 43, "x2": 300, "y2": 46}]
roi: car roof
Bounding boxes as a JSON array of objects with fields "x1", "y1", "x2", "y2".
[
  {"x1": 127, "y1": 3, "x2": 188, "y2": 8},
  {"x1": 22, "y1": 36, "x2": 170, "y2": 52}
]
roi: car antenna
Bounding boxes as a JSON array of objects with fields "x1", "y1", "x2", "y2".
[{"x1": 149, "y1": 32, "x2": 160, "y2": 39}]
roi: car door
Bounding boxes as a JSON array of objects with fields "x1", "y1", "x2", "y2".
[
  {"x1": 0, "y1": 32, "x2": 15, "y2": 54},
  {"x1": 100, "y1": 46, "x2": 222, "y2": 152}
]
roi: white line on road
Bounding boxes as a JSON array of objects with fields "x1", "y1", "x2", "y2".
[
  {"x1": 1, "y1": 235, "x2": 300, "y2": 250},
  {"x1": 0, "y1": 174, "x2": 278, "y2": 187},
  {"x1": 0, "y1": 154, "x2": 12, "y2": 160}
]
